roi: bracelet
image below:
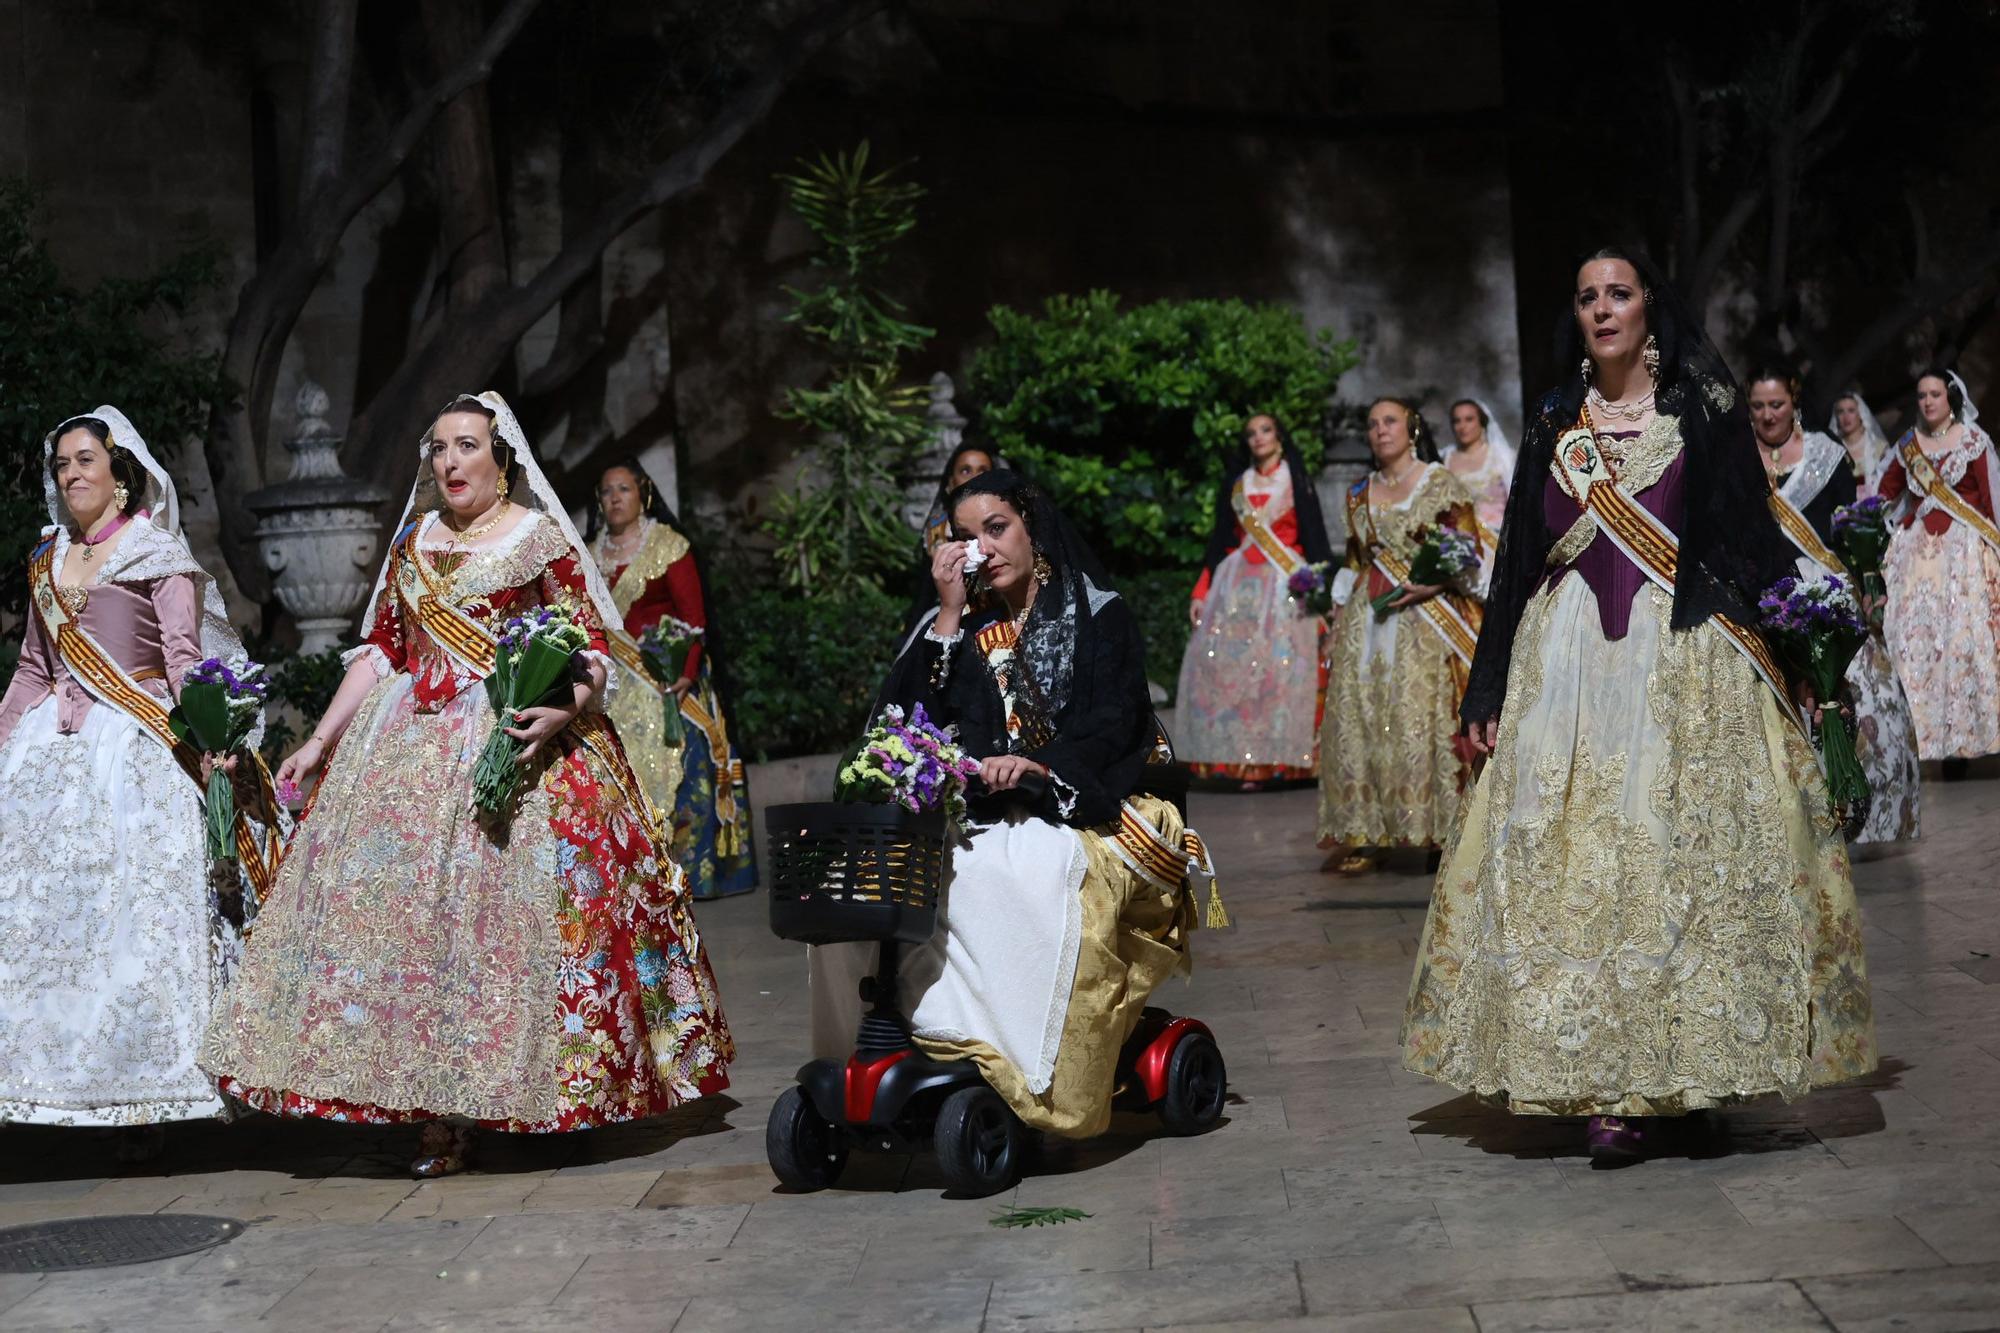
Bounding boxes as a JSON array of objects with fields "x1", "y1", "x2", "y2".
[{"x1": 310, "y1": 733, "x2": 333, "y2": 746}]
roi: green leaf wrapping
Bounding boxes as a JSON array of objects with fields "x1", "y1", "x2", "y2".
[
  {"x1": 205, "y1": 766, "x2": 235, "y2": 864},
  {"x1": 170, "y1": 681, "x2": 260, "y2": 864},
  {"x1": 472, "y1": 637, "x2": 583, "y2": 818}
]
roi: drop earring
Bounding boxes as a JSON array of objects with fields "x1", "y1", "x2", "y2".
[
  {"x1": 112, "y1": 482, "x2": 130, "y2": 511},
  {"x1": 1642, "y1": 334, "x2": 1661, "y2": 385},
  {"x1": 1580, "y1": 353, "x2": 1594, "y2": 385},
  {"x1": 1032, "y1": 550, "x2": 1053, "y2": 584},
  {"x1": 496, "y1": 474, "x2": 509, "y2": 502}
]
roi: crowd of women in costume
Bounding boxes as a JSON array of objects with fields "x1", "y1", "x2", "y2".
[{"x1": 1, "y1": 241, "x2": 1988, "y2": 1170}]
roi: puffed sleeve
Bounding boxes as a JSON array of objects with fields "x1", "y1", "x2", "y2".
[
  {"x1": 612, "y1": 548, "x2": 708, "y2": 677},
  {"x1": 151, "y1": 574, "x2": 205, "y2": 696},
  {"x1": 0, "y1": 603, "x2": 56, "y2": 749},
  {"x1": 341, "y1": 569, "x2": 408, "y2": 678},
  {"x1": 1967, "y1": 448, "x2": 1997, "y2": 522}
]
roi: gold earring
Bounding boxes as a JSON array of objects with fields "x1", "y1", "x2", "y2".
[
  {"x1": 1032, "y1": 551, "x2": 1053, "y2": 584},
  {"x1": 113, "y1": 482, "x2": 130, "y2": 510},
  {"x1": 1643, "y1": 334, "x2": 1661, "y2": 384},
  {"x1": 496, "y1": 474, "x2": 509, "y2": 502}
]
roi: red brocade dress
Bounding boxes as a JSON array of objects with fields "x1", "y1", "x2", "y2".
[{"x1": 201, "y1": 512, "x2": 733, "y2": 1130}]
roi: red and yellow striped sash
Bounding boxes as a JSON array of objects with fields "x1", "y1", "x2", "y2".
[
  {"x1": 1768, "y1": 490, "x2": 1846, "y2": 572},
  {"x1": 1898, "y1": 437, "x2": 2000, "y2": 556}
]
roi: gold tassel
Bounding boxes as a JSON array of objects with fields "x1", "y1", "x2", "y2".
[{"x1": 1205, "y1": 879, "x2": 1231, "y2": 930}]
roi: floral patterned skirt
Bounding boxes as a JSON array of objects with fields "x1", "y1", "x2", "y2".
[
  {"x1": 1845, "y1": 635, "x2": 1922, "y2": 845},
  {"x1": 1175, "y1": 549, "x2": 1323, "y2": 780},
  {"x1": 1401, "y1": 578, "x2": 1876, "y2": 1116},
  {"x1": 1882, "y1": 522, "x2": 2000, "y2": 760},
  {"x1": 673, "y1": 671, "x2": 757, "y2": 900},
  {"x1": 200, "y1": 675, "x2": 733, "y2": 1131},
  {"x1": 1316, "y1": 587, "x2": 1467, "y2": 851}
]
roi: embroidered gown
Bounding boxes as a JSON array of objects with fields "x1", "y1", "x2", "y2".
[
  {"x1": 1176, "y1": 462, "x2": 1324, "y2": 781},
  {"x1": 1448, "y1": 438, "x2": 1518, "y2": 583},
  {"x1": 202, "y1": 511, "x2": 733, "y2": 1130},
  {"x1": 1772, "y1": 432, "x2": 1921, "y2": 844},
  {"x1": 1875, "y1": 426, "x2": 2000, "y2": 760},
  {"x1": 813, "y1": 584, "x2": 1213, "y2": 1138},
  {"x1": 0, "y1": 522, "x2": 257, "y2": 1125},
  {"x1": 1317, "y1": 464, "x2": 1483, "y2": 852},
  {"x1": 593, "y1": 520, "x2": 757, "y2": 900},
  {"x1": 1402, "y1": 412, "x2": 1875, "y2": 1115}
]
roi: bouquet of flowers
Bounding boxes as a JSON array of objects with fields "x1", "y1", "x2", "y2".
[
  {"x1": 168, "y1": 658, "x2": 266, "y2": 862},
  {"x1": 1370, "y1": 512, "x2": 1480, "y2": 619},
  {"x1": 472, "y1": 602, "x2": 592, "y2": 818},
  {"x1": 1758, "y1": 572, "x2": 1871, "y2": 825},
  {"x1": 636, "y1": 615, "x2": 704, "y2": 745},
  {"x1": 1831, "y1": 494, "x2": 1890, "y2": 630},
  {"x1": 1286, "y1": 561, "x2": 1338, "y2": 617},
  {"x1": 835, "y1": 702, "x2": 983, "y2": 832}
]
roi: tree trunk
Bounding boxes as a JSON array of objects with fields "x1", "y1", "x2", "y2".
[
  {"x1": 204, "y1": 0, "x2": 544, "y2": 598},
  {"x1": 343, "y1": 0, "x2": 879, "y2": 488},
  {"x1": 420, "y1": 0, "x2": 510, "y2": 317}
]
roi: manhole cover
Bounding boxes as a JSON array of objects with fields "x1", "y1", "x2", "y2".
[{"x1": 0, "y1": 1214, "x2": 243, "y2": 1272}]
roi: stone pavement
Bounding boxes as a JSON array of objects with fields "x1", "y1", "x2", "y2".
[{"x1": 3, "y1": 779, "x2": 2000, "y2": 1332}]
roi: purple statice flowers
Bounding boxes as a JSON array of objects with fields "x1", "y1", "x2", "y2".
[
  {"x1": 837, "y1": 702, "x2": 983, "y2": 829},
  {"x1": 1757, "y1": 573, "x2": 1867, "y2": 639}
]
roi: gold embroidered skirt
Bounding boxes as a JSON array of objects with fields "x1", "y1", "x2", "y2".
[
  {"x1": 1316, "y1": 594, "x2": 1466, "y2": 851},
  {"x1": 1400, "y1": 577, "x2": 1876, "y2": 1116}
]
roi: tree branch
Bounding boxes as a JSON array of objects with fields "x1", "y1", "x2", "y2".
[
  {"x1": 1818, "y1": 230, "x2": 2000, "y2": 399},
  {"x1": 343, "y1": 0, "x2": 882, "y2": 480},
  {"x1": 299, "y1": 0, "x2": 360, "y2": 209}
]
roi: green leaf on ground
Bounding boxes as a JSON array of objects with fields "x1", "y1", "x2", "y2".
[{"x1": 989, "y1": 1206, "x2": 1092, "y2": 1229}]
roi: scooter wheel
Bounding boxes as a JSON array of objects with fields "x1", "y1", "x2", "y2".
[
  {"x1": 1158, "y1": 1030, "x2": 1227, "y2": 1136},
  {"x1": 934, "y1": 1085, "x2": 1024, "y2": 1196},
  {"x1": 767, "y1": 1085, "x2": 848, "y2": 1191}
]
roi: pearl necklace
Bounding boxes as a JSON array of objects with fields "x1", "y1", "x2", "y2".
[
  {"x1": 601, "y1": 518, "x2": 648, "y2": 564},
  {"x1": 1588, "y1": 385, "x2": 1656, "y2": 423},
  {"x1": 1919, "y1": 417, "x2": 1956, "y2": 442},
  {"x1": 1374, "y1": 458, "x2": 1420, "y2": 488}
]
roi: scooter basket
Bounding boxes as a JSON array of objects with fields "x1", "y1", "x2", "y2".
[{"x1": 766, "y1": 801, "x2": 945, "y2": 945}]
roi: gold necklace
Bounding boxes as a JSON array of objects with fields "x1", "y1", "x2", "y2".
[
  {"x1": 602, "y1": 519, "x2": 646, "y2": 562},
  {"x1": 443, "y1": 502, "x2": 508, "y2": 549}
]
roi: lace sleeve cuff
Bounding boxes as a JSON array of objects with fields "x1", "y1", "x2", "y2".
[
  {"x1": 1048, "y1": 771, "x2": 1081, "y2": 820},
  {"x1": 924, "y1": 626, "x2": 964, "y2": 688},
  {"x1": 340, "y1": 643, "x2": 394, "y2": 680},
  {"x1": 579, "y1": 649, "x2": 616, "y2": 711}
]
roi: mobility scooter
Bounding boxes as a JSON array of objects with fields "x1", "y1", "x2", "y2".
[{"x1": 764, "y1": 769, "x2": 1227, "y2": 1197}]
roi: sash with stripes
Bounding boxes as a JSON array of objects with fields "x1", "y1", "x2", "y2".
[
  {"x1": 676, "y1": 681, "x2": 746, "y2": 847},
  {"x1": 1345, "y1": 483, "x2": 1484, "y2": 680},
  {"x1": 1551, "y1": 420, "x2": 1804, "y2": 734},
  {"x1": 1232, "y1": 479, "x2": 1305, "y2": 576},
  {"x1": 1896, "y1": 436, "x2": 2000, "y2": 557},
  {"x1": 27, "y1": 541, "x2": 278, "y2": 901},
  {"x1": 1769, "y1": 490, "x2": 1846, "y2": 573},
  {"x1": 1110, "y1": 800, "x2": 1229, "y2": 929},
  {"x1": 392, "y1": 529, "x2": 661, "y2": 839}
]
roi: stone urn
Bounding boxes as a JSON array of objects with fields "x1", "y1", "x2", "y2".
[{"x1": 244, "y1": 383, "x2": 394, "y2": 653}]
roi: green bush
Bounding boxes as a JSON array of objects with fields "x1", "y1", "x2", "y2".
[
  {"x1": 1121, "y1": 565, "x2": 1200, "y2": 703},
  {"x1": 0, "y1": 178, "x2": 227, "y2": 614},
  {"x1": 254, "y1": 648, "x2": 347, "y2": 765},
  {"x1": 711, "y1": 577, "x2": 904, "y2": 761},
  {"x1": 967, "y1": 293, "x2": 1358, "y2": 571}
]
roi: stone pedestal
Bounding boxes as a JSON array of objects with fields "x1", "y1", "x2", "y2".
[
  {"x1": 244, "y1": 383, "x2": 394, "y2": 653},
  {"x1": 901, "y1": 372, "x2": 967, "y2": 531}
]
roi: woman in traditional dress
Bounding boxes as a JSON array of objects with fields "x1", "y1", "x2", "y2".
[
  {"x1": 1874, "y1": 369, "x2": 2000, "y2": 764},
  {"x1": 1748, "y1": 368, "x2": 1921, "y2": 845},
  {"x1": 1316, "y1": 399, "x2": 1483, "y2": 873},
  {"x1": 0, "y1": 409, "x2": 282, "y2": 1150},
  {"x1": 1444, "y1": 398, "x2": 1518, "y2": 540},
  {"x1": 1830, "y1": 391, "x2": 1893, "y2": 494},
  {"x1": 919, "y1": 443, "x2": 1000, "y2": 561},
  {"x1": 587, "y1": 459, "x2": 756, "y2": 900},
  {"x1": 202, "y1": 393, "x2": 732, "y2": 1177},
  {"x1": 1176, "y1": 414, "x2": 1334, "y2": 787},
  {"x1": 813, "y1": 470, "x2": 1218, "y2": 1137},
  {"x1": 1403, "y1": 249, "x2": 1875, "y2": 1162}
]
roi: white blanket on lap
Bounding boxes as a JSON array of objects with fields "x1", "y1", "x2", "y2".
[{"x1": 809, "y1": 813, "x2": 1087, "y2": 1095}]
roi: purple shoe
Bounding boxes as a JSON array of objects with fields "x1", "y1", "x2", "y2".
[{"x1": 1586, "y1": 1114, "x2": 1645, "y2": 1163}]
